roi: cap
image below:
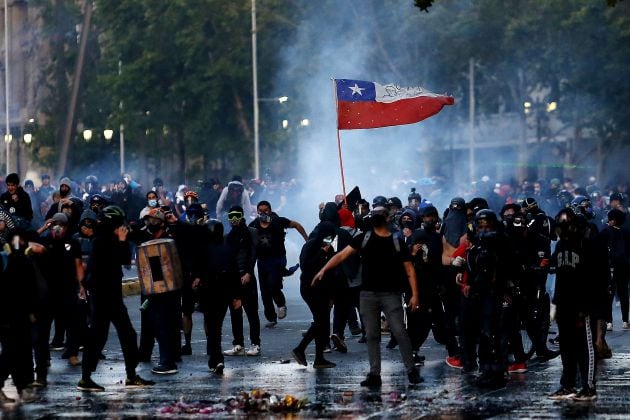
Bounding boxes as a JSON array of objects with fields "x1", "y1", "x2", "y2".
[{"x1": 51, "y1": 212, "x2": 69, "y2": 225}]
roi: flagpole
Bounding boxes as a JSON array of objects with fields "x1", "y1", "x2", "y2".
[{"x1": 332, "y1": 79, "x2": 348, "y2": 204}]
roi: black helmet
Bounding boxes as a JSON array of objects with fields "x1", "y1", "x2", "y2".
[
  {"x1": 100, "y1": 205, "x2": 126, "y2": 227},
  {"x1": 386, "y1": 197, "x2": 403, "y2": 209},
  {"x1": 206, "y1": 219, "x2": 224, "y2": 242},
  {"x1": 556, "y1": 190, "x2": 574, "y2": 209},
  {"x1": 408, "y1": 188, "x2": 421, "y2": 203},
  {"x1": 89, "y1": 193, "x2": 108, "y2": 207},
  {"x1": 85, "y1": 174, "x2": 98, "y2": 184},
  {"x1": 474, "y1": 209, "x2": 498, "y2": 225},
  {"x1": 372, "y1": 195, "x2": 387, "y2": 207},
  {"x1": 522, "y1": 197, "x2": 538, "y2": 213}
]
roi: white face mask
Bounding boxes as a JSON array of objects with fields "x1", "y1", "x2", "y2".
[{"x1": 148, "y1": 199, "x2": 158, "y2": 207}]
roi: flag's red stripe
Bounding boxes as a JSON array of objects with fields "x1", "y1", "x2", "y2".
[{"x1": 337, "y1": 96, "x2": 454, "y2": 130}]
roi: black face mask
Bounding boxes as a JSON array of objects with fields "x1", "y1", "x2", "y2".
[
  {"x1": 422, "y1": 220, "x2": 437, "y2": 232},
  {"x1": 371, "y1": 213, "x2": 387, "y2": 228},
  {"x1": 401, "y1": 221, "x2": 414, "y2": 229},
  {"x1": 147, "y1": 224, "x2": 162, "y2": 234}
]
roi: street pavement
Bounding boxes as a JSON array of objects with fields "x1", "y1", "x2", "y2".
[{"x1": 3, "y1": 259, "x2": 630, "y2": 418}]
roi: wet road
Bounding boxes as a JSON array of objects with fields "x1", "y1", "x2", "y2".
[{"x1": 4, "y1": 263, "x2": 630, "y2": 418}]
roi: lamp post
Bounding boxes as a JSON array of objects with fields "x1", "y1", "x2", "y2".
[
  {"x1": 4, "y1": 0, "x2": 11, "y2": 173},
  {"x1": 251, "y1": 0, "x2": 259, "y2": 179},
  {"x1": 103, "y1": 126, "x2": 124, "y2": 174}
]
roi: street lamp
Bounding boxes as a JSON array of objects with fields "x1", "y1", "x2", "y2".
[
  {"x1": 83, "y1": 129, "x2": 93, "y2": 142},
  {"x1": 103, "y1": 128, "x2": 113, "y2": 141},
  {"x1": 102, "y1": 126, "x2": 124, "y2": 174},
  {"x1": 23, "y1": 133, "x2": 32, "y2": 144}
]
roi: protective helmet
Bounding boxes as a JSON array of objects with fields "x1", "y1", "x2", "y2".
[
  {"x1": 386, "y1": 197, "x2": 403, "y2": 209},
  {"x1": 556, "y1": 190, "x2": 574, "y2": 209},
  {"x1": 100, "y1": 205, "x2": 126, "y2": 227},
  {"x1": 571, "y1": 195, "x2": 594, "y2": 219},
  {"x1": 372, "y1": 195, "x2": 387, "y2": 207},
  {"x1": 89, "y1": 194, "x2": 107, "y2": 207},
  {"x1": 474, "y1": 208, "x2": 498, "y2": 226},
  {"x1": 522, "y1": 197, "x2": 539, "y2": 213},
  {"x1": 184, "y1": 190, "x2": 199, "y2": 200},
  {"x1": 85, "y1": 175, "x2": 98, "y2": 184}
]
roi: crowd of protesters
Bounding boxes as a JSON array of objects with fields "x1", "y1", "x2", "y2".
[{"x1": 0, "y1": 170, "x2": 628, "y2": 404}]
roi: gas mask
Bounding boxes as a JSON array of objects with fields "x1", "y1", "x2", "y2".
[{"x1": 258, "y1": 213, "x2": 272, "y2": 223}]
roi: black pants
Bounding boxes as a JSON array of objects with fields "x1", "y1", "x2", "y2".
[
  {"x1": 332, "y1": 283, "x2": 352, "y2": 339},
  {"x1": 612, "y1": 264, "x2": 630, "y2": 323},
  {"x1": 228, "y1": 278, "x2": 261, "y2": 347},
  {"x1": 295, "y1": 281, "x2": 330, "y2": 360},
  {"x1": 204, "y1": 295, "x2": 230, "y2": 368},
  {"x1": 0, "y1": 322, "x2": 34, "y2": 393},
  {"x1": 557, "y1": 311, "x2": 596, "y2": 390},
  {"x1": 257, "y1": 257, "x2": 286, "y2": 323},
  {"x1": 82, "y1": 292, "x2": 139, "y2": 380},
  {"x1": 138, "y1": 294, "x2": 155, "y2": 360},
  {"x1": 32, "y1": 307, "x2": 52, "y2": 379},
  {"x1": 148, "y1": 291, "x2": 181, "y2": 367},
  {"x1": 412, "y1": 293, "x2": 460, "y2": 357}
]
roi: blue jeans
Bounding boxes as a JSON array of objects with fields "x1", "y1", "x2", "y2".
[{"x1": 359, "y1": 290, "x2": 415, "y2": 376}]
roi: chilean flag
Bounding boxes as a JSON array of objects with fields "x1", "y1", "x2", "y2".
[{"x1": 335, "y1": 79, "x2": 454, "y2": 130}]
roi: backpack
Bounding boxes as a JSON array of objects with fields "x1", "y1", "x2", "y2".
[{"x1": 361, "y1": 230, "x2": 401, "y2": 253}]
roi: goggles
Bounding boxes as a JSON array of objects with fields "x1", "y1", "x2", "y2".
[{"x1": 228, "y1": 211, "x2": 244, "y2": 222}]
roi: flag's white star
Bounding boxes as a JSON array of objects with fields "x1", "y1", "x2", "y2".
[{"x1": 349, "y1": 83, "x2": 365, "y2": 96}]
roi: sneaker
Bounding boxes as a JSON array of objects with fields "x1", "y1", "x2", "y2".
[
  {"x1": 462, "y1": 362, "x2": 478, "y2": 374},
  {"x1": 291, "y1": 348, "x2": 307, "y2": 366},
  {"x1": 246, "y1": 344, "x2": 261, "y2": 356},
  {"x1": 151, "y1": 364, "x2": 178, "y2": 375},
  {"x1": 265, "y1": 321, "x2": 278, "y2": 328},
  {"x1": 323, "y1": 345, "x2": 332, "y2": 353},
  {"x1": 331, "y1": 334, "x2": 348, "y2": 354},
  {"x1": 572, "y1": 387, "x2": 597, "y2": 401},
  {"x1": 408, "y1": 369, "x2": 424, "y2": 385},
  {"x1": 125, "y1": 375, "x2": 155, "y2": 388},
  {"x1": 386, "y1": 337, "x2": 398, "y2": 349},
  {"x1": 277, "y1": 306, "x2": 287, "y2": 320},
  {"x1": 607, "y1": 322, "x2": 613, "y2": 331},
  {"x1": 68, "y1": 356, "x2": 81, "y2": 366},
  {"x1": 624, "y1": 322, "x2": 630, "y2": 330},
  {"x1": 49, "y1": 343, "x2": 64, "y2": 351},
  {"x1": 349, "y1": 324, "x2": 363, "y2": 336},
  {"x1": 209, "y1": 362, "x2": 224, "y2": 375},
  {"x1": 29, "y1": 378, "x2": 47, "y2": 388},
  {"x1": 223, "y1": 345, "x2": 246, "y2": 356},
  {"x1": 313, "y1": 359, "x2": 336, "y2": 369},
  {"x1": 538, "y1": 350, "x2": 560, "y2": 362},
  {"x1": 181, "y1": 344, "x2": 192, "y2": 355},
  {"x1": 360, "y1": 373, "x2": 382, "y2": 387},
  {"x1": 358, "y1": 335, "x2": 367, "y2": 344},
  {"x1": 77, "y1": 377, "x2": 105, "y2": 392},
  {"x1": 446, "y1": 356, "x2": 464, "y2": 369},
  {"x1": 0, "y1": 390, "x2": 15, "y2": 404},
  {"x1": 508, "y1": 362, "x2": 528, "y2": 374},
  {"x1": 549, "y1": 387, "x2": 577, "y2": 400}
]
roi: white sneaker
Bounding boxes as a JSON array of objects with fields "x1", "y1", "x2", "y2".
[
  {"x1": 623, "y1": 322, "x2": 630, "y2": 330},
  {"x1": 246, "y1": 344, "x2": 261, "y2": 356},
  {"x1": 277, "y1": 306, "x2": 287, "y2": 319},
  {"x1": 0, "y1": 390, "x2": 15, "y2": 404},
  {"x1": 223, "y1": 345, "x2": 245, "y2": 356},
  {"x1": 607, "y1": 322, "x2": 613, "y2": 331}
]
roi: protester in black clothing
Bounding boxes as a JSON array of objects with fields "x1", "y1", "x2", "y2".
[
  {"x1": 0, "y1": 230, "x2": 38, "y2": 403},
  {"x1": 249, "y1": 200, "x2": 308, "y2": 327},
  {"x1": 77, "y1": 205, "x2": 154, "y2": 392},
  {"x1": 456, "y1": 209, "x2": 510, "y2": 388},
  {"x1": 292, "y1": 221, "x2": 338, "y2": 369},
  {"x1": 313, "y1": 206, "x2": 422, "y2": 387},
  {"x1": 1, "y1": 173, "x2": 33, "y2": 229},
  {"x1": 223, "y1": 206, "x2": 262, "y2": 357},
  {"x1": 601, "y1": 209, "x2": 630, "y2": 329},
  {"x1": 36, "y1": 213, "x2": 86, "y2": 367},
  {"x1": 548, "y1": 208, "x2": 598, "y2": 401},
  {"x1": 195, "y1": 220, "x2": 241, "y2": 375}
]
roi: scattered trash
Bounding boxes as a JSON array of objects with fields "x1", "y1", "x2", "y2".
[{"x1": 157, "y1": 390, "x2": 308, "y2": 415}]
